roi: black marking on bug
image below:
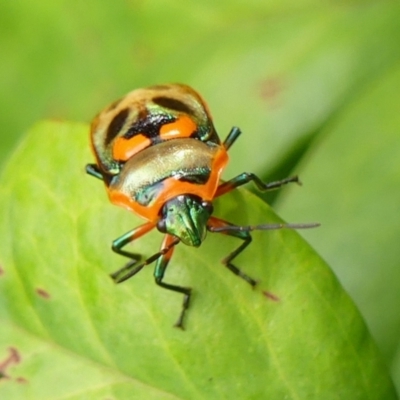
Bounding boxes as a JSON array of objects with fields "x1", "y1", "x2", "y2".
[
  {"x1": 124, "y1": 112, "x2": 175, "y2": 142},
  {"x1": 178, "y1": 175, "x2": 210, "y2": 184},
  {"x1": 105, "y1": 108, "x2": 130, "y2": 146},
  {"x1": 152, "y1": 96, "x2": 194, "y2": 115},
  {"x1": 175, "y1": 167, "x2": 211, "y2": 185}
]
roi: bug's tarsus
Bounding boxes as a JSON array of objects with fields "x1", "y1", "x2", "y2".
[
  {"x1": 254, "y1": 174, "x2": 301, "y2": 190},
  {"x1": 175, "y1": 290, "x2": 191, "y2": 329},
  {"x1": 222, "y1": 235, "x2": 258, "y2": 288},
  {"x1": 155, "y1": 279, "x2": 192, "y2": 330}
]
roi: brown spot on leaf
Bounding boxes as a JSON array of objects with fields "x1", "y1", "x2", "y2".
[
  {"x1": 16, "y1": 377, "x2": 28, "y2": 384},
  {"x1": 36, "y1": 288, "x2": 51, "y2": 299},
  {"x1": 0, "y1": 265, "x2": 4, "y2": 276},
  {"x1": 0, "y1": 347, "x2": 21, "y2": 379},
  {"x1": 262, "y1": 291, "x2": 280, "y2": 302},
  {"x1": 257, "y1": 77, "x2": 285, "y2": 109}
]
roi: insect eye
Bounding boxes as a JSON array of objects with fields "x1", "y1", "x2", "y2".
[
  {"x1": 157, "y1": 218, "x2": 167, "y2": 233},
  {"x1": 202, "y1": 201, "x2": 213, "y2": 215}
]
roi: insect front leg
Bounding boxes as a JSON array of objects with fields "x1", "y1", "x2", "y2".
[
  {"x1": 154, "y1": 234, "x2": 191, "y2": 329},
  {"x1": 223, "y1": 126, "x2": 242, "y2": 150},
  {"x1": 215, "y1": 172, "x2": 299, "y2": 198},
  {"x1": 208, "y1": 217, "x2": 257, "y2": 287},
  {"x1": 110, "y1": 222, "x2": 156, "y2": 283}
]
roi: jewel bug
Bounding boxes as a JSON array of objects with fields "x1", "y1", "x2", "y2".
[{"x1": 86, "y1": 83, "x2": 318, "y2": 328}]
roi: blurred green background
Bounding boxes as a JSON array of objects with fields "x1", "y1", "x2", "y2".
[{"x1": 1, "y1": 0, "x2": 400, "y2": 392}]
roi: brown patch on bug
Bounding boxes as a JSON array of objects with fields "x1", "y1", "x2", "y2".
[
  {"x1": 0, "y1": 265, "x2": 4, "y2": 276},
  {"x1": 0, "y1": 347, "x2": 21, "y2": 379},
  {"x1": 262, "y1": 291, "x2": 280, "y2": 302},
  {"x1": 16, "y1": 376, "x2": 28, "y2": 384},
  {"x1": 148, "y1": 84, "x2": 172, "y2": 91},
  {"x1": 36, "y1": 288, "x2": 51, "y2": 299},
  {"x1": 106, "y1": 97, "x2": 123, "y2": 112},
  {"x1": 257, "y1": 77, "x2": 285, "y2": 109}
]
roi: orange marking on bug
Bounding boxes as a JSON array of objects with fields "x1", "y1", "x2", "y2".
[
  {"x1": 207, "y1": 216, "x2": 229, "y2": 229},
  {"x1": 159, "y1": 115, "x2": 197, "y2": 140},
  {"x1": 109, "y1": 179, "x2": 217, "y2": 222},
  {"x1": 131, "y1": 221, "x2": 156, "y2": 239},
  {"x1": 113, "y1": 134, "x2": 152, "y2": 161},
  {"x1": 215, "y1": 181, "x2": 237, "y2": 198},
  {"x1": 108, "y1": 147, "x2": 229, "y2": 222},
  {"x1": 161, "y1": 234, "x2": 176, "y2": 261}
]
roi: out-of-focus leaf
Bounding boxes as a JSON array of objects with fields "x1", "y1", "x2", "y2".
[{"x1": 277, "y1": 61, "x2": 400, "y2": 390}]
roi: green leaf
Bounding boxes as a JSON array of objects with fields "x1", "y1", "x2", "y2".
[
  {"x1": 0, "y1": 121, "x2": 395, "y2": 399},
  {"x1": 277, "y1": 61, "x2": 400, "y2": 388}
]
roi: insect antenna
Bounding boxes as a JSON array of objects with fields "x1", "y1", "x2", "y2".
[{"x1": 209, "y1": 222, "x2": 320, "y2": 233}]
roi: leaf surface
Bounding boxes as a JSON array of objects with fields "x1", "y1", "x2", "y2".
[{"x1": 0, "y1": 121, "x2": 395, "y2": 399}]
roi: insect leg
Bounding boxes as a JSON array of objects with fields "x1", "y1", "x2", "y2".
[
  {"x1": 110, "y1": 222, "x2": 156, "y2": 283},
  {"x1": 154, "y1": 234, "x2": 191, "y2": 329},
  {"x1": 223, "y1": 126, "x2": 242, "y2": 150},
  {"x1": 215, "y1": 172, "x2": 299, "y2": 198},
  {"x1": 86, "y1": 163, "x2": 104, "y2": 180},
  {"x1": 208, "y1": 216, "x2": 257, "y2": 287}
]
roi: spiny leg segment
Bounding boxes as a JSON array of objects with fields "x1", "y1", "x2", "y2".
[
  {"x1": 220, "y1": 127, "x2": 300, "y2": 197},
  {"x1": 216, "y1": 172, "x2": 300, "y2": 198},
  {"x1": 87, "y1": 162, "x2": 190, "y2": 327},
  {"x1": 207, "y1": 216, "x2": 257, "y2": 287},
  {"x1": 110, "y1": 226, "x2": 188, "y2": 328},
  {"x1": 208, "y1": 217, "x2": 319, "y2": 289}
]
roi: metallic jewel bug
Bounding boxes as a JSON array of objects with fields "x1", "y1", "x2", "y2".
[{"x1": 86, "y1": 83, "x2": 318, "y2": 329}]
